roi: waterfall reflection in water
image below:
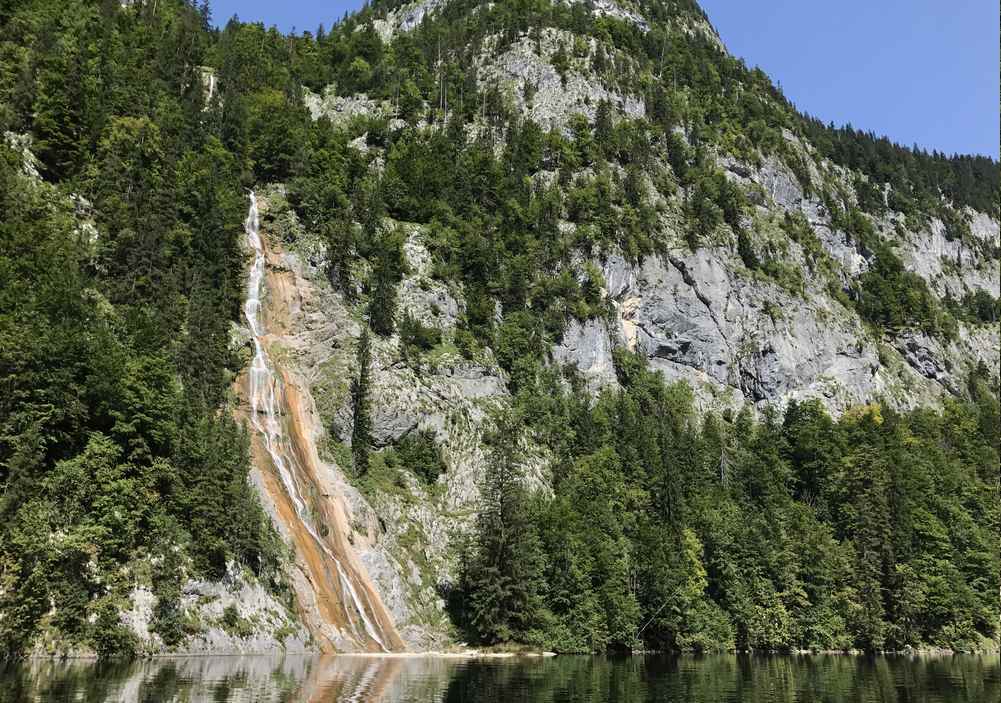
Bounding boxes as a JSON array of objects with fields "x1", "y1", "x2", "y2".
[{"x1": 1, "y1": 653, "x2": 996, "y2": 703}]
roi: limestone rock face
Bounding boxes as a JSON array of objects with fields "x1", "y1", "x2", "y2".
[
  {"x1": 557, "y1": 247, "x2": 939, "y2": 416},
  {"x1": 476, "y1": 28, "x2": 646, "y2": 133},
  {"x1": 116, "y1": 566, "x2": 310, "y2": 657},
  {"x1": 372, "y1": 0, "x2": 449, "y2": 42},
  {"x1": 239, "y1": 0, "x2": 1000, "y2": 652},
  {"x1": 566, "y1": 0, "x2": 651, "y2": 31},
  {"x1": 302, "y1": 87, "x2": 389, "y2": 123},
  {"x1": 893, "y1": 214, "x2": 1000, "y2": 300},
  {"x1": 552, "y1": 318, "x2": 620, "y2": 391},
  {"x1": 4, "y1": 131, "x2": 42, "y2": 179},
  {"x1": 547, "y1": 141, "x2": 998, "y2": 416}
]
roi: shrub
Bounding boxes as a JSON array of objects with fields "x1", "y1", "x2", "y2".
[{"x1": 394, "y1": 430, "x2": 446, "y2": 485}]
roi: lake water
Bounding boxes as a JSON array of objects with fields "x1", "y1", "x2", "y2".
[{"x1": 1, "y1": 653, "x2": 997, "y2": 702}]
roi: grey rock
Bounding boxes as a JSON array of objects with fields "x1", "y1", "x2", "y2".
[
  {"x1": 580, "y1": 244, "x2": 950, "y2": 416},
  {"x1": 121, "y1": 564, "x2": 310, "y2": 656},
  {"x1": 565, "y1": 0, "x2": 650, "y2": 31},
  {"x1": 398, "y1": 231, "x2": 463, "y2": 330},
  {"x1": 896, "y1": 330, "x2": 948, "y2": 382},
  {"x1": 372, "y1": 0, "x2": 448, "y2": 42},
  {"x1": 552, "y1": 318, "x2": 620, "y2": 390},
  {"x1": 303, "y1": 86, "x2": 390, "y2": 123},
  {"x1": 889, "y1": 214, "x2": 1000, "y2": 300},
  {"x1": 476, "y1": 28, "x2": 645, "y2": 133}
]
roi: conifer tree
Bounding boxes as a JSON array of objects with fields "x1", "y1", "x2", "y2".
[
  {"x1": 466, "y1": 409, "x2": 546, "y2": 644},
  {"x1": 350, "y1": 327, "x2": 373, "y2": 475},
  {"x1": 368, "y1": 261, "x2": 398, "y2": 337}
]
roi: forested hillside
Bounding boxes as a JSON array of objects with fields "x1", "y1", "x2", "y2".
[
  {"x1": 0, "y1": 0, "x2": 998, "y2": 657},
  {"x1": 0, "y1": 0, "x2": 290, "y2": 656}
]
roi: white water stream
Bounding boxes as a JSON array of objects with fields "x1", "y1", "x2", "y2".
[{"x1": 243, "y1": 193, "x2": 388, "y2": 652}]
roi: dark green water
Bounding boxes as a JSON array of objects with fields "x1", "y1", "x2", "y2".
[{"x1": 1, "y1": 653, "x2": 997, "y2": 702}]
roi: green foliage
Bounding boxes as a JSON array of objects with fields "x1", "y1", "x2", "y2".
[
  {"x1": 857, "y1": 248, "x2": 943, "y2": 333},
  {"x1": 455, "y1": 353, "x2": 999, "y2": 654},
  {"x1": 367, "y1": 226, "x2": 406, "y2": 337},
  {"x1": 350, "y1": 328, "x2": 373, "y2": 475},
  {"x1": 0, "y1": 0, "x2": 285, "y2": 657},
  {"x1": 551, "y1": 44, "x2": 571, "y2": 83},
  {"x1": 150, "y1": 519, "x2": 187, "y2": 648},
  {"x1": 802, "y1": 120, "x2": 999, "y2": 218},
  {"x1": 173, "y1": 414, "x2": 278, "y2": 580},
  {"x1": 947, "y1": 289, "x2": 1001, "y2": 325},
  {"x1": 781, "y1": 211, "x2": 827, "y2": 273},
  {"x1": 220, "y1": 604, "x2": 255, "y2": 639},
  {"x1": 462, "y1": 410, "x2": 547, "y2": 645},
  {"x1": 823, "y1": 203, "x2": 955, "y2": 336},
  {"x1": 736, "y1": 228, "x2": 759, "y2": 270},
  {"x1": 541, "y1": 448, "x2": 640, "y2": 652},
  {"x1": 244, "y1": 89, "x2": 308, "y2": 181},
  {"x1": 399, "y1": 313, "x2": 442, "y2": 362},
  {"x1": 681, "y1": 162, "x2": 746, "y2": 249},
  {"x1": 393, "y1": 430, "x2": 446, "y2": 485}
]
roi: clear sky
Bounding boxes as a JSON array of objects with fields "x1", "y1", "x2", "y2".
[{"x1": 208, "y1": 0, "x2": 999, "y2": 158}]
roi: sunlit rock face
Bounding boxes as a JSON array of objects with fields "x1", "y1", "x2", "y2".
[
  {"x1": 232, "y1": 0, "x2": 999, "y2": 651},
  {"x1": 240, "y1": 193, "x2": 405, "y2": 653}
]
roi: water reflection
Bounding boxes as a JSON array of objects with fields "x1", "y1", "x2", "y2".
[{"x1": 1, "y1": 653, "x2": 997, "y2": 703}]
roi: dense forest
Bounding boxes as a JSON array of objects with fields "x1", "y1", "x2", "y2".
[
  {"x1": 449, "y1": 354, "x2": 1000, "y2": 653},
  {"x1": 0, "y1": 0, "x2": 998, "y2": 657},
  {"x1": 0, "y1": 0, "x2": 284, "y2": 656}
]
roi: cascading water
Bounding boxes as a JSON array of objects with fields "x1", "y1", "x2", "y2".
[
  {"x1": 242, "y1": 192, "x2": 396, "y2": 653},
  {"x1": 244, "y1": 195, "x2": 311, "y2": 520}
]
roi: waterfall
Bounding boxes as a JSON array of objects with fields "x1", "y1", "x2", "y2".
[{"x1": 242, "y1": 192, "x2": 389, "y2": 652}]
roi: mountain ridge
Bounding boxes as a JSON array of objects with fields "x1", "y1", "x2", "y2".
[{"x1": 0, "y1": 0, "x2": 997, "y2": 658}]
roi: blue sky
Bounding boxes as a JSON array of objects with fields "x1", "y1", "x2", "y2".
[{"x1": 208, "y1": 0, "x2": 999, "y2": 158}]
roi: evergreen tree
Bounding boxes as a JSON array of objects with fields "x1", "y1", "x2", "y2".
[
  {"x1": 350, "y1": 327, "x2": 373, "y2": 475},
  {"x1": 368, "y1": 260, "x2": 398, "y2": 337},
  {"x1": 465, "y1": 410, "x2": 546, "y2": 644},
  {"x1": 367, "y1": 226, "x2": 405, "y2": 337}
]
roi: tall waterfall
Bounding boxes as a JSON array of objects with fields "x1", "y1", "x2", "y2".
[{"x1": 242, "y1": 192, "x2": 396, "y2": 653}]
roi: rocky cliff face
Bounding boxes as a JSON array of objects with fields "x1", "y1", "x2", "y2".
[
  {"x1": 553, "y1": 151, "x2": 998, "y2": 416},
  {"x1": 239, "y1": 0, "x2": 999, "y2": 649},
  {"x1": 301, "y1": 1, "x2": 999, "y2": 416},
  {"x1": 248, "y1": 188, "x2": 509, "y2": 648}
]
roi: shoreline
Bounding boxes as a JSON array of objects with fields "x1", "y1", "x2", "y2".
[{"x1": 20, "y1": 646, "x2": 999, "y2": 662}]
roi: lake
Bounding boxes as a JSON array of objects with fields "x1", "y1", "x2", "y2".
[{"x1": 1, "y1": 653, "x2": 997, "y2": 702}]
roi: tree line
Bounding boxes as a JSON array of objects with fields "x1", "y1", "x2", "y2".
[
  {"x1": 0, "y1": 0, "x2": 997, "y2": 659},
  {"x1": 452, "y1": 354, "x2": 1000, "y2": 653},
  {"x1": 0, "y1": 0, "x2": 295, "y2": 656}
]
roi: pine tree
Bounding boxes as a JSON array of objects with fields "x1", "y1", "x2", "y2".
[
  {"x1": 368, "y1": 260, "x2": 397, "y2": 337},
  {"x1": 350, "y1": 327, "x2": 372, "y2": 475},
  {"x1": 367, "y1": 226, "x2": 405, "y2": 337},
  {"x1": 466, "y1": 409, "x2": 546, "y2": 644},
  {"x1": 839, "y1": 407, "x2": 893, "y2": 650}
]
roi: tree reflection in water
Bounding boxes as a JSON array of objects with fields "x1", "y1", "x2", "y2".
[{"x1": 0, "y1": 653, "x2": 996, "y2": 703}]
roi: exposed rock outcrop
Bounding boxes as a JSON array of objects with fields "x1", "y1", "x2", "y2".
[
  {"x1": 234, "y1": 0, "x2": 1000, "y2": 650},
  {"x1": 476, "y1": 28, "x2": 646, "y2": 132},
  {"x1": 120, "y1": 568, "x2": 310, "y2": 656}
]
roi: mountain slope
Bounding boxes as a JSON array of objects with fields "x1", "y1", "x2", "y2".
[
  {"x1": 0, "y1": 0, "x2": 997, "y2": 656},
  {"x1": 288, "y1": 0, "x2": 999, "y2": 414},
  {"x1": 255, "y1": 0, "x2": 1000, "y2": 651}
]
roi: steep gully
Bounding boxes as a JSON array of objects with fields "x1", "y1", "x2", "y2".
[{"x1": 241, "y1": 193, "x2": 404, "y2": 653}]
